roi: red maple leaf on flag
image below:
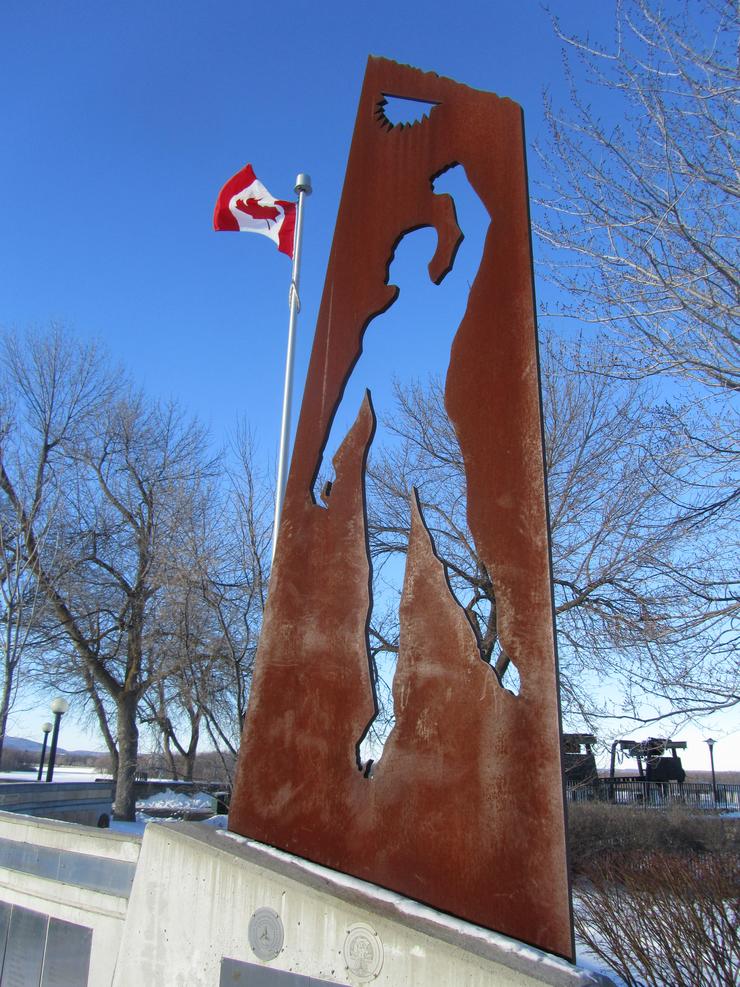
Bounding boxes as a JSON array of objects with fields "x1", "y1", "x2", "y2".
[
  {"x1": 214, "y1": 164, "x2": 296, "y2": 255},
  {"x1": 236, "y1": 197, "x2": 279, "y2": 222}
]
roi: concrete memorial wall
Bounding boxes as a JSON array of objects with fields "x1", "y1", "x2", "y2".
[
  {"x1": 0, "y1": 812, "x2": 138, "y2": 985},
  {"x1": 0, "y1": 812, "x2": 613, "y2": 986}
]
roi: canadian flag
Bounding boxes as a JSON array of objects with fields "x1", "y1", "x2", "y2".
[{"x1": 213, "y1": 164, "x2": 296, "y2": 257}]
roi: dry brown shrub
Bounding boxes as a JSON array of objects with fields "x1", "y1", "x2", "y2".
[{"x1": 574, "y1": 850, "x2": 739, "y2": 986}]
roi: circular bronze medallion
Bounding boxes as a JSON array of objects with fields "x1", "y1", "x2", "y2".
[
  {"x1": 248, "y1": 907, "x2": 284, "y2": 961},
  {"x1": 343, "y1": 923, "x2": 383, "y2": 981}
]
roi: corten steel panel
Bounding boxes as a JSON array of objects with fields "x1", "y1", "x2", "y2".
[{"x1": 229, "y1": 57, "x2": 573, "y2": 960}]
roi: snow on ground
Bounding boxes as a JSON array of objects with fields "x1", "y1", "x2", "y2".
[
  {"x1": 0, "y1": 766, "x2": 112, "y2": 784},
  {"x1": 106, "y1": 789, "x2": 225, "y2": 835},
  {"x1": 574, "y1": 939, "x2": 625, "y2": 986},
  {"x1": 137, "y1": 788, "x2": 215, "y2": 811}
]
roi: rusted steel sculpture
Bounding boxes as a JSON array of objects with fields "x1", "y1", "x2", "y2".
[{"x1": 229, "y1": 57, "x2": 573, "y2": 960}]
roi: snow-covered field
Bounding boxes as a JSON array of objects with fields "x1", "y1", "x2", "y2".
[
  {"x1": 138, "y1": 788, "x2": 215, "y2": 812},
  {"x1": 0, "y1": 766, "x2": 111, "y2": 784}
]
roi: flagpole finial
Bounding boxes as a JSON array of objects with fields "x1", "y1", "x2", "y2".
[{"x1": 295, "y1": 174, "x2": 312, "y2": 196}]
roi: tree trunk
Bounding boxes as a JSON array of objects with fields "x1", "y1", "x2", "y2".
[
  {"x1": 109, "y1": 748, "x2": 120, "y2": 789},
  {"x1": 85, "y1": 668, "x2": 118, "y2": 782},
  {"x1": 114, "y1": 693, "x2": 139, "y2": 821},
  {"x1": 0, "y1": 681, "x2": 10, "y2": 769},
  {"x1": 163, "y1": 732, "x2": 178, "y2": 781},
  {"x1": 182, "y1": 712, "x2": 200, "y2": 783},
  {"x1": 183, "y1": 739, "x2": 198, "y2": 783}
]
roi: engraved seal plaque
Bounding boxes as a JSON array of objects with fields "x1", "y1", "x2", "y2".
[
  {"x1": 343, "y1": 923, "x2": 383, "y2": 981},
  {"x1": 248, "y1": 907, "x2": 284, "y2": 961}
]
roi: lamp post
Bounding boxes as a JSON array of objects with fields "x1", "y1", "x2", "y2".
[
  {"x1": 36, "y1": 722, "x2": 53, "y2": 781},
  {"x1": 705, "y1": 738, "x2": 718, "y2": 807},
  {"x1": 45, "y1": 698, "x2": 69, "y2": 783}
]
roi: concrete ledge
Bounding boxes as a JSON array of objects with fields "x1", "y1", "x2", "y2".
[
  {"x1": 113, "y1": 822, "x2": 613, "y2": 986},
  {"x1": 0, "y1": 781, "x2": 113, "y2": 825},
  {"x1": 215, "y1": 831, "x2": 598, "y2": 986},
  {"x1": 0, "y1": 810, "x2": 140, "y2": 864},
  {"x1": 0, "y1": 810, "x2": 142, "y2": 985}
]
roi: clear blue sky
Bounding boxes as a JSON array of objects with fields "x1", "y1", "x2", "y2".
[
  {"x1": 1, "y1": 0, "x2": 592, "y2": 446},
  {"x1": 1, "y1": 1, "x2": 736, "y2": 770}
]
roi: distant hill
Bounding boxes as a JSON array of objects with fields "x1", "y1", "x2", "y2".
[
  {"x1": 4, "y1": 735, "x2": 49, "y2": 753},
  {"x1": 3, "y1": 736, "x2": 102, "y2": 757}
]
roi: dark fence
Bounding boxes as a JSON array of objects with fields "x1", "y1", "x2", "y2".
[{"x1": 566, "y1": 777, "x2": 740, "y2": 810}]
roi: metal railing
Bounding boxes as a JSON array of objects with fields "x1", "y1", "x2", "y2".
[{"x1": 566, "y1": 777, "x2": 740, "y2": 810}]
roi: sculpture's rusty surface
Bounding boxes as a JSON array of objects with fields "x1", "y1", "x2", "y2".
[{"x1": 229, "y1": 57, "x2": 573, "y2": 960}]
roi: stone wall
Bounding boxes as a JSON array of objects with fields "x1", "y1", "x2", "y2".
[{"x1": 0, "y1": 781, "x2": 113, "y2": 826}]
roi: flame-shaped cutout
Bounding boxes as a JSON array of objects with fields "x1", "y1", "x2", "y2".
[{"x1": 377, "y1": 94, "x2": 439, "y2": 128}]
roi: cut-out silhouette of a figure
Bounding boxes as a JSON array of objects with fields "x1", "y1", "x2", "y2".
[{"x1": 229, "y1": 57, "x2": 573, "y2": 961}]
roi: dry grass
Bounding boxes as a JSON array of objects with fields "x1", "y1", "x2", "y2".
[{"x1": 568, "y1": 802, "x2": 740, "y2": 875}]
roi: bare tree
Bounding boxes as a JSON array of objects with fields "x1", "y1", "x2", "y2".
[
  {"x1": 191, "y1": 430, "x2": 271, "y2": 779},
  {"x1": 536, "y1": 0, "x2": 739, "y2": 392},
  {"x1": 0, "y1": 505, "x2": 48, "y2": 765},
  {"x1": 366, "y1": 338, "x2": 739, "y2": 736},
  {"x1": 0, "y1": 328, "x2": 113, "y2": 758},
  {"x1": 140, "y1": 575, "x2": 220, "y2": 783},
  {"x1": 140, "y1": 428, "x2": 272, "y2": 785},
  {"x1": 141, "y1": 676, "x2": 203, "y2": 783},
  {"x1": 0, "y1": 328, "x2": 215, "y2": 818}
]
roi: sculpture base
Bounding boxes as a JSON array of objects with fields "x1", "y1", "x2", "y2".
[{"x1": 112, "y1": 822, "x2": 611, "y2": 986}]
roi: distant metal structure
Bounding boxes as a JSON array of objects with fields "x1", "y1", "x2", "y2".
[
  {"x1": 563, "y1": 733, "x2": 598, "y2": 786},
  {"x1": 610, "y1": 738, "x2": 687, "y2": 784},
  {"x1": 228, "y1": 57, "x2": 573, "y2": 960}
]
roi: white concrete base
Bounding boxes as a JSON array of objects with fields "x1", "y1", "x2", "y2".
[
  {"x1": 0, "y1": 811, "x2": 139, "y2": 986},
  {"x1": 0, "y1": 811, "x2": 613, "y2": 986},
  {"x1": 113, "y1": 823, "x2": 612, "y2": 987}
]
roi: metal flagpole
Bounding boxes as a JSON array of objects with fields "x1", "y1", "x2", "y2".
[{"x1": 272, "y1": 173, "x2": 312, "y2": 562}]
